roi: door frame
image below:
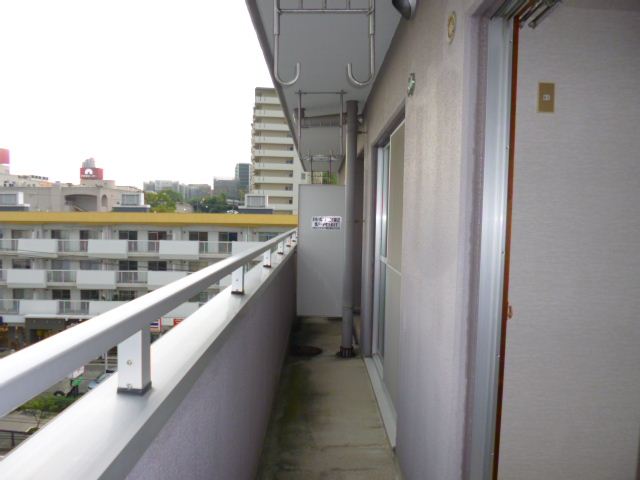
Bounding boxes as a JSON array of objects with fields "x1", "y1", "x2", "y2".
[{"x1": 467, "y1": 16, "x2": 514, "y2": 480}]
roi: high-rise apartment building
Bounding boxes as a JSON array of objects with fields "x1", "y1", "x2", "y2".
[
  {"x1": 250, "y1": 87, "x2": 308, "y2": 214},
  {"x1": 234, "y1": 163, "x2": 251, "y2": 192}
]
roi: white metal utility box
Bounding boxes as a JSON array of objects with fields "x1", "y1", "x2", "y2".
[{"x1": 297, "y1": 185, "x2": 345, "y2": 317}]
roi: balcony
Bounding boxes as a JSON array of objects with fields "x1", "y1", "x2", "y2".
[
  {"x1": 76, "y1": 270, "x2": 117, "y2": 289},
  {"x1": 252, "y1": 148, "x2": 296, "y2": 158},
  {"x1": 0, "y1": 231, "x2": 302, "y2": 478},
  {"x1": 57, "y1": 300, "x2": 90, "y2": 315},
  {"x1": 252, "y1": 175, "x2": 295, "y2": 185},
  {"x1": 252, "y1": 122, "x2": 290, "y2": 132},
  {"x1": 253, "y1": 109, "x2": 284, "y2": 118},
  {"x1": 116, "y1": 271, "x2": 148, "y2": 285},
  {"x1": 254, "y1": 95, "x2": 281, "y2": 105},
  {"x1": 253, "y1": 163, "x2": 295, "y2": 173},
  {"x1": 0, "y1": 299, "x2": 19, "y2": 314},
  {"x1": 252, "y1": 135, "x2": 293, "y2": 145},
  {"x1": 146, "y1": 271, "x2": 188, "y2": 288},
  {"x1": 47, "y1": 270, "x2": 77, "y2": 284},
  {"x1": 87, "y1": 240, "x2": 128, "y2": 259},
  {"x1": 252, "y1": 189, "x2": 294, "y2": 198},
  {"x1": 6, "y1": 269, "x2": 47, "y2": 288},
  {"x1": 17, "y1": 239, "x2": 58, "y2": 257}
]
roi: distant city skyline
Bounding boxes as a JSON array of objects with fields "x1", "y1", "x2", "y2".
[{"x1": 0, "y1": 1, "x2": 272, "y2": 189}]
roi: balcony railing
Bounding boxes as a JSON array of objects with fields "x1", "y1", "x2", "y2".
[
  {"x1": 0, "y1": 299, "x2": 19, "y2": 314},
  {"x1": 47, "y1": 270, "x2": 77, "y2": 283},
  {"x1": 0, "y1": 229, "x2": 297, "y2": 478},
  {"x1": 116, "y1": 271, "x2": 148, "y2": 284},
  {"x1": 58, "y1": 240, "x2": 89, "y2": 253},
  {"x1": 57, "y1": 300, "x2": 90, "y2": 315},
  {"x1": 0, "y1": 239, "x2": 18, "y2": 251}
]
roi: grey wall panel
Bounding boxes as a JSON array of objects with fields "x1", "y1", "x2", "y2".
[
  {"x1": 296, "y1": 185, "x2": 346, "y2": 317},
  {"x1": 500, "y1": 6, "x2": 640, "y2": 479}
]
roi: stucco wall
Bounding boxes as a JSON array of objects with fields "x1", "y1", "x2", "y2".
[
  {"x1": 361, "y1": 0, "x2": 483, "y2": 478},
  {"x1": 125, "y1": 257, "x2": 295, "y2": 480},
  {"x1": 500, "y1": 5, "x2": 640, "y2": 479}
]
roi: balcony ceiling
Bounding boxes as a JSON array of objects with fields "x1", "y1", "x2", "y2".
[{"x1": 246, "y1": 0, "x2": 403, "y2": 172}]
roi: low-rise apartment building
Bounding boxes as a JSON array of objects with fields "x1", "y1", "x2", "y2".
[{"x1": 0, "y1": 212, "x2": 296, "y2": 349}]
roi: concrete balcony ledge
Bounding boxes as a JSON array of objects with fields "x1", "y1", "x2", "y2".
[
  {"x1": 18, "y1": 300, "x2": 58, "y2": 316},
  {"x1": 0, "y1": 245, "x2": 296, "y2": 480},
  {"x1": 87, "y1": 240, "x2": 128, "y2": 259},
  {"x1": 17, "y1": 239, "x2": 58, "y2": 258},
  {"x1": 77, "y1": 270, "x2": 117, "y2": 289},
  {"x1": 7, "y1": 269, "x2": 47, "y2": 288},
  {"x1": 158, "y1": 240, "x2": 199, "y2": 260}
]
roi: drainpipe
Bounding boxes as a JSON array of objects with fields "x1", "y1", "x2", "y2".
[{"x1": 340, "y1": 100, "x2": 358, "y2": 358}]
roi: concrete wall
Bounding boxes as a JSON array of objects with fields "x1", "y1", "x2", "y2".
[
  {"x1": 125, "y1": 256, "x2": 296, "y2": 480},
  {"x1": 361, "y1": 0, "x2": 482, "y2": 478},
  {"x1": 499, "y1": 5, "x2": 640, "y2": 479}
]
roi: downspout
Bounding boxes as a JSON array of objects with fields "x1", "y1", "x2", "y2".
[{"x1": 339, "y1": 100, "x2": 358, "y2": 358}]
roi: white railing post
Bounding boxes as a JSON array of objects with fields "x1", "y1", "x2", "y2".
[
  {"x1": 277, "y1": 241, "x2": 285, "y2": 255},
  {"x1": 263, "y1": 249, "x2": 272, "y2": 268},
  {"x1": 117, "y1": 325, "x2": 152, "y2": 395},
  {"x1": 231, "y1": 265, "x2": 245, "y2": 294}
]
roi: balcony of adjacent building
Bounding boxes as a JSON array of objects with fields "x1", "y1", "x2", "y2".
[
  {"x1": 251, "y1": 122, "x2": 290, "y2": 133},
  {"x1": 254, "y1": 95, "x2": 281, "y2": 105},
  {"x1": 252, "y1": 135, "x2": 294, "y2": 146},
  {"x1": 253, "y1": 108, "x2": 285, "y2": 119},
  {"x1": 0, "y1": 268, "x2": 229, "y2": 291},
  {"x1": 0, "y1": 239, "x2": 235, "y2": 260}
]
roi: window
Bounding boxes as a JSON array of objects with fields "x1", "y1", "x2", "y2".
[
  {"x1": 113, "y1": 290, "x2": 136, "y2": 301},
  {"x1": 257, "y1": 232, "x2": 278, "y2": 242},
  {"x1": 51, "y1": 259, "x2": 71, "y2": 270},
  {"x1": 118, "y1": 231, "x2": 138, "y2": 240},
  {"x1": 52, "y1": 289, "x2": 71, "y2": 300},
  {"x1": 50, "y1": 230, "x2": 69, "y2": 240},
  {"x1": 80, "y1": 260, "x2": 102, "y2": 270},
  {"x1": 148, "y1": 261, "x2": 168, "y2": 271},
  {"x1": 80, "y1": 230, "x2": 99, "y2": 240},
  {"x1": 12, "y1": 289, "x2": 32, "y2": 300},
  {"x1": 188, "y1": 231, "x2": 208, "y2": 242},
  {"x1": 0, "y1": 193, "x2": 19, "y2": 206},
  {"x1": 121, "y1": 193, "x2": 142, "y2": 206},
  {"x1": 218, "y1": 232, "x2": 238, "y2": 242},
  {"x1": 148, "y1": 231, "x2": 170, "y2": 241},
  {"x1": 118, "y1": 260, "x2": 138, "y2": 271},
  {"x1": 11, "y1": 230, "x2": 31, "y2": 239},
  {"x1": 80, "y1": 290, "x2": 100, "y2": 301},
  {"x1": 120, "y1": 231, "x2": 138, "y2": 252},
  {"x1": 12, "y1": 259, "x2": 31, "y2": 269}
]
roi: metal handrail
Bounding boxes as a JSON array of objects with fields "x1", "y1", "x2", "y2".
[{"x1": 0, "y1": 229, "x2": 297, "y2": 418}]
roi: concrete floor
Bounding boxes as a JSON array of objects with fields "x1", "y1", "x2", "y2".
[{"x1": 257, "y1": 317, "x2": 402, "y2": 480}]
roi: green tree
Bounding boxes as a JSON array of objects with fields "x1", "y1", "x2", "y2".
[
  {"x1": 189, "y1": 194, "x2": 229, "y2": 213},
  {"x1": 145, "y1": 190, "x2": 183, "y2": 212},
  {"x1": 18, "y1": 394, "x2": 76, "y2": 429}
]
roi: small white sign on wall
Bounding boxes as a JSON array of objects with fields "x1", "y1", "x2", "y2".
[{"x1": 311, "y1": 216, "x2": 342, "y2": 230}]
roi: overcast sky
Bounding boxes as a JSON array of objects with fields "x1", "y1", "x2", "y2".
[{"x1": 0, "y1": 0, "x2": 273, "y2": 188}]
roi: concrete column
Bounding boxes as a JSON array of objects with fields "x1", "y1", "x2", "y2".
[{"x1": 340, "y1": 100, "x2": 358, "y2": 357}]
